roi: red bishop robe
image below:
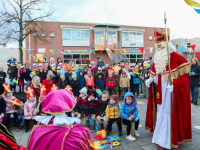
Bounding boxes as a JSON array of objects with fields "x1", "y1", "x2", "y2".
[{"x1": 145, "y1": 52, "x2": 192, "y2": 149}]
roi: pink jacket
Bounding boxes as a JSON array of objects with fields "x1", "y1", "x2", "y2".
[
  {"x1": 24, "y1": 98, "x2": 37, "y2": 120},
  {"x1": 85, "y1": 76, "x2": 95, "y2": 89},
  {"x1": 3, "y1": 93, "x2": 17, "y2": 114}
]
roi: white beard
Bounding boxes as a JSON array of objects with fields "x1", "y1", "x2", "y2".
[{"x1": 154, "y1": 42, "x2": 175, "y2": 75}]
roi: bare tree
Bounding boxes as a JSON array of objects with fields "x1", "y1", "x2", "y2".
[{"x1": 0, "y1": 0, "x2": 55, "y2": 64}]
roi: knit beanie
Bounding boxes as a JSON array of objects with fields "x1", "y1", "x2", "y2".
[
  {"x1": 110, "y1": 95, "x2": 118, "y2": 101},
  {"x1": 79, "y1": 87, "x2": 87, "y2": 95},
  {"x1": 89, "y1": 90, "x2": 97, "y2": 98}
]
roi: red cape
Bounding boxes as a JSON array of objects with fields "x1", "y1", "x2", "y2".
[{"x1": 145, "y1": 52, "x2": 192, "y2": 149}]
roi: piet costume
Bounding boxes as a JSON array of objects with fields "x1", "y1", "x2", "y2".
[
  {"x1": 26, "y1": 89, "x2": 96, "y2": 150},
  {"x1": 0, "y1": 123, "x2": 25, "y2": 150},
  {"x1": 145, "y1": 29, "x2": 191, "y2": 149}
]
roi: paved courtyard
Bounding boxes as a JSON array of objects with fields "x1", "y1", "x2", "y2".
[{"x1": 9, "y1": 94, "x2": 200, "y2": 150}]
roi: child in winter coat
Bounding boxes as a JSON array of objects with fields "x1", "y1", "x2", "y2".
[
  {"x1": 106, "y1": 95, "x2": 122, "y2": 136},
  {"x1": 101, "y1": 65, "x2": 108, "y2": 81},
  {"x1": 25, "y1": 87, "x2": 37, "y2": 132},
  {"x1": 105, "y1": 70, "x2": 116, "y2": 96},
  {"x1": 85, "y1": 69, "x2": 95, "y2": 94},
  {"x1": 17, "y1": 61, "x2": 24, "y2": 93},
  {"x1": 3, "y1": 83, "x2": 18, "y2": 128},
  {"x1": 0, "y1": 85, "x2": 6, "y2": 125},
  {"x1": 7, "y1": 61, "x2": 17, "y2": 93},
  {"x1": 57, "y1": 74, "x2": 68, "y2": 89},
  {"x1": 140, "y1": 64, "x2": 150, "y2": 99},
  {"x1": 120, "y1": 92, "x2": 140, "y2": 141},
  {"x1": 113, "y1": 70, "x2": 120, "y2": 97},
  {"x1": 0, "y1": 67, "x2": 6, "y2": 89},
  {"x1": 96, "y1": 72, "x2": 105, "y2": 92},
  {"x1": 84, "y1": 91, "x2": 99, "y2": 131},
  {"x1": 78, "y1": 71, "x2": 86, "y2": 89},
  {"x1": 97, "y1": 91, "x2": 109, "y2": 130},
  {"x1": 119, "y1": 71, "x2": 130, "y2": 99},
  {"x1": 21, "y1": 66, "x2": 32, "y2": 90},
  {"x1": 38, "y1": 64, "x2": 46, "y2": 83},
  {"x1": 70, "y1": 74, "x2": 80, "y2": 99},
  {"x1": 76, "y1": 87, "x2": 89, "y2": 118},
  {"x1": 132, "y1": 68, "x2": 140, "y2": 97}
]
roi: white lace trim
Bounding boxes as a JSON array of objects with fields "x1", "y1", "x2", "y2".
[
  {"x1": 35, "y1": 113, "x2": 81, "y2": 126},
  {"x1": 152, "y1": 113, "x2": 171, "y2": 149}
]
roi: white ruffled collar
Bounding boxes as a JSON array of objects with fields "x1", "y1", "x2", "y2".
[{"x1": 35, "y1": 113, "x2": 81, "y2": 126}]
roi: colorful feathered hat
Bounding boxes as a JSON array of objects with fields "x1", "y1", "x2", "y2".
[
  {"x1": 60, "y1": 69, "x2": 65, "y2": 78},
  {"x1": 32, "y1": 63, "x2": 38, "y2": 69},
  {"x1": 108, "y1": 69, "x2": 114, "y2": 75},
  {"x1": 20, "y1": 66, "x2": 26, "y2": 72},
  {"x1": 41, "y1": 90, "x2": 76, "y2": 115},
  {"x1": 10, "y1": 98, "x2": 21, "y2": 107},
  {"x1": 67, "y1": 68, "x2": 72, "y2": 72},
  {"x1": 51, "y1": 84, "x2": 58, "y2": 90},
  {"x1": 44, "y1": 63, "x2": 48, "y2": 68},
  {"x1": 38, "y1": 63, "x2": 43, "y2": 69},
  {"x1": 58, "y1": 63, "x2": 62, "y2": 68},
  {"x1": 87, "y1": 68, "x2": 92, "y2": 74},
  {"x1": 26, "y1": 87, "x2": 34, "y2": 98},
  {"x1": 65, "y1": 85, "x2": 72, "y2": 92},
  {"x1": 3, "y1": 83, "x2": 11, "y2": 94},
  {"x1": 17, "y1": 60, "x2": 21, "y2": 66},
  {"x1": 51, "y1": 63, "x2": 56, "y2": 70},
  {"x1": 40, "y1": 85, "x2": 47, "y2": 96},
  {"x1": 72, "y1": 72, "x2": 77, "y2": 78}
]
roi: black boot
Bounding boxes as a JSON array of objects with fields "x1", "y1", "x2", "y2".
[
  {"x1": 119, "y1": 130, "x2": 122, "y2": 136},
  {"x1": 194, "y1": 102, "x2": 198, "y2": 106},
  {"x1": 106, "y1": 131, "x2": 111, "y2": 136},
  {"x1": 22, "y1": 86, "x2": 25, "y2": 93},
  {"x1": 25, "y1": 120, "x2": 29, "y2": 132}
]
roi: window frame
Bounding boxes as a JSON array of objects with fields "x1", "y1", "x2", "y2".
[
  {"x1": 50, "y1": 32, "x2": 54, "y2": 37},
  {"x1": 187, "y1": 43, "x2": 191, "y2": 48},
  {"x1": 63, "y1": 53, "x2": 90, "y2": 64},
  {"x1": 42, "y1": 32, "x2": 46, "y2": 36},
  {"x1": 123, "y1": 53, "x2": 143, "y2": 64},
  {"x1": 122, "y1": 31, "x2": 144, "y2": 47},
  {"x1": 62, "y1": 29, "x2": 90, "y2": 46},
  {"x1": 33, "y1": 32, "x2": 38, "y2": 36}
]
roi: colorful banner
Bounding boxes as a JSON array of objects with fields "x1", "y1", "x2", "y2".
[
  {"x1": 139, "y1": 48, "x2": 144, "y2": 54},
  {"x1": 28, "y1": 49, "x2": 31, "y2": 55},
  {"x1": 130, "y1": 49, "x2": 135, "y2": 56},
  {"x1": 179, "y1": 46, "x2": 185, "y2": 52},
  {"x1": 190, "y1": 44, "x2": 196, "y2": 51},
  {"x1": 99, "y1": 50, "x2": 102, "y2": 54},
  {"x1": 49, "y1": 50, "x2": 54, "y2": 54},
  {"x1": 81, "y1": 50, "x2": 84, "y2": 53},
  {"x1": 122, "y1": 49, "x2": 126, "y2": 54},
  {"x1": 114, "y1": 49, "x2": 118, "y2": 55},
  {"x1": 33, "y1": 50, "x2": 36, "y2": 54},
  {"x1": 185, "y1": 0, "x2": 200, "y2": 14}
]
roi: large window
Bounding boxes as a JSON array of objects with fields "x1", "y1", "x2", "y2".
[
  {"x1": 62, "y1": 29, "x2": 90, "y2": 46},
  {"x1": 63, "y1": 54, "x2": 90, "y2": 64},
  {"x1": 95, "y1": 30, "x2": 105, "y2": 42},
  {"x1": 125, "y1": 54, "x2": 143, "y2": 63},
  {"x1": 122, "y1": 32, "x2": 144, "y2": 47}
]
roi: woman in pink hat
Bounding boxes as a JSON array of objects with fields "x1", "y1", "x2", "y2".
[{"x1": 26, "y1": 89, "x2": 96, "y2": 150}]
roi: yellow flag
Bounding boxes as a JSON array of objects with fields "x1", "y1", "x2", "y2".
[
  {"x1": 0, "y1": 63, "x2": 2, "y2": 64},
  {"x1": 81, "y1": 50, "x2": 84, "y2": 53},
  {"x1": 49, "y1": 50, "x2": 54, "y2": 54},
  {"x1": 185, "y1": 0, "x2": 200, "y2": 7},
  {"x1": 122, "y1": 49, "x2": 126, "y2": 54},
  {"x1": 24, "y1": 49, "x2": 26, "y2": 54}
]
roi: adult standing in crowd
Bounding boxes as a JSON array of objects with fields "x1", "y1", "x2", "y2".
[
  {"x1": 48, "y1": 57, "x2": 55, "y2": 70},
  {"x1": 56, "y1": 57, "x2": 63, "y2": 66},
  {"x1": 42, "y1": 73, "x2": 54, "y2": 94},
  {"x1": 21, "y1": 66, "x2": 32, "y2": 90},
  {"x1": 96, "y1": 57, "x2": 105, "y2": 68},
  {"x1": 189, "y1": 57, "x2": 200, "y2": 105},
  {"x1": 29, "y1": 76, "x2": 41, "y2": 101}
]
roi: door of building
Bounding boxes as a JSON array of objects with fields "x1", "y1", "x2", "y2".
[
  {"x1": 99, "y1": 35, "x2": 105, "y2": 49},
  {"x1": 107, "y1": 35, "x2": 113, "y2": 49}
]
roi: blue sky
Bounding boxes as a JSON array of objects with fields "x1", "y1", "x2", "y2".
[{"x1": 7, "y1": 0, "x2": 200, "y2": 47}]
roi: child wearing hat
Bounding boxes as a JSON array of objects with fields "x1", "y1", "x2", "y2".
[
  {"x1": 105, "y1": 69, "x2": 116, "y2": 96},
  {"x1": 97, "y1": 91, "x2": 109, "y2": 130},
  {"x1": 76, "y1": 87, "x2": 89, "y2": 118},
  {"x1": 25, "y1": 86, "x2": 37, "y2": 132},
  {"x1": 113, "y1": 69, "x2": 120, "y2": 97},
  {"x1": 20, "y1": 66, "x2": 32, "y2": 90},
  {"x1": 17, "y1": 60, "x2": 24, "y2": 93},
  {"x1": 84, "y1": 90, "x2": 99, "y2": 131},
  {"x1": 70, "y1": 73, "x2": 80, "y2": 99},
  {"x1": 57, "y1": 71, "x2": 68, "y2": 89},
  {"x1": 0, "y1": 84, "x2": 6, "y2": 125},
  {"x1": 3, "y1": 83, "x2": 18, "y2": 128},
  {"x1": 120, "y1": 92, "x2": 140, "y2": 141},
  {"x1": 85, "y1": 69, "x2": 95, "y2": 94},
  {"x1": 140, "y1": 63, "x2": 150, "y2": 99},
  {"x1": 7, "y1": 61, "x2": 17, "y2": 93},
  {"x1": 106, "y1": 95, "x2": 122, "y2": 136},
  {"x1": 31, "y1": 63, "x2": 39, "y2": 77},
  {"x1": 38, "y1": 63, "x2": 46, "y2": 83},
  {"x1": 43, "y1": 63, "x2": 48, "y2": 73}
]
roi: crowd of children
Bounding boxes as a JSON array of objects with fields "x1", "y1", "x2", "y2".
[{"x1": 0, "y1": 57, "x2": 152, "y2": 141}]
